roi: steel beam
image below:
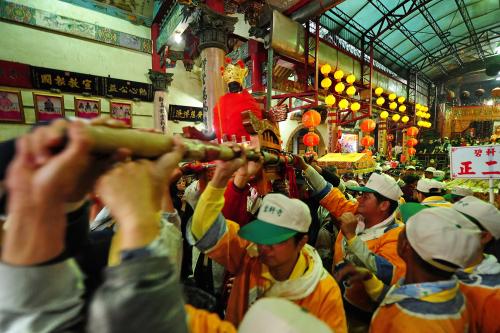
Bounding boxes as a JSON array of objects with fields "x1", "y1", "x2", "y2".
[
  {"x1": 454, "y1": 0, "x2": 486, "y2": 61},
  {"x1": 418, "y1": 4, "x2": 463, "y2": 67},
  {"x1": 367, "y1": 0, "x2": 448, "y2": 76}
]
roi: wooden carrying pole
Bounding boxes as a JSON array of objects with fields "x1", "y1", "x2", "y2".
[{"x1": 84, "y1": 125, "x2": 294, "y2": 165}]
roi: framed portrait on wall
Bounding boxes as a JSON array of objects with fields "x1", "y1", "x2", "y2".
[
  {"x1": 0, "y1": 88, "x2": 24, "y2": 123},
  {"x1": 110, "y1": 100, "x2": 132, "y2": 127},
  {"x1": 33, "y1": 92, "x2": 65, "y2": 122},
  {"x1": 75, "y1": 97, "x2": 100, "y2": 119}
]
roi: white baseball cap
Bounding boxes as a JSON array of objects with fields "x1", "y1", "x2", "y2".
[
  {"x1": 416, "y1": 178, "x2": 444, "y2": 194},
  {"x1": 425, "y1": 167, "x2": 436, "y2": 172},
  {"x1": 239, "y1": 298, "x2": 332, "y2": 333},
  {"x1": 450, "y1": 186, "x2": 474, "y2": 197},
  {"x1": 453, "y1": 196, "x2": 500, "y2": 239},
  {"x1": 239, "y1": 193, "x2": 311, "y2": 245},
  {"x1": 400, "y1": 203, "x2": 482, "y2": 272},
  {"x1": 345, "y1": 180, "x2": 359, "y2": 188},
  {"x1": 406, "y1": 165, "x2": 416, "y2": 170},
  {"x1": 348, "y1": 173, "x2": 402, "y2": 201}
]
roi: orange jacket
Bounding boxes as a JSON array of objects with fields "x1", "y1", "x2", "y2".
[
  {"x1": 204, "y1": 220, "x2": 347, "y2": 333},
  {"x1": 370, "y1": 279, "x2": 472, "y2": 333},
  {"x1": 457, "y1": 270, "x2": 500, "y2": 333},
  {"x1": 185, "y1": 305, "x2": 237, "y2": 333}
]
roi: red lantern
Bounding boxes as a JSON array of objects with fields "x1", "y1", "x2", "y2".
[
  {"x1": 406, "y1": 138, "x2": 418, "y2": 147},
  {"x1": 400, "y1": 155, "x2": 407, "y2": 163},
  {"x1": 408, "y1": 147, "x2": 416, "y2": 155},
  {"x1": 303, "y1": 132, "x2": 320, "y2": 147},
  {"x1": 302, "y1": 110, "x2": 321, "y2": 128},
  {"x1": 361, "y1": 135, "x2": 375, "y2": 147},
  {"x1": 360, "y1": 119, "x2": 376, "y2": 132},
  {"x1": 407, "y1": 127, "x2": 419, "y2": 137},
  {"x1": 387, "y1": 134, "x2": 394, "y2": 142},
  {"x1": 362, "y1": 149, "x2": 373, "y2": 157}
]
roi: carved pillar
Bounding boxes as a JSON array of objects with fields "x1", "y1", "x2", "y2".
[
  {"x1": 189, "y1": 5, "x2": 237, "y2": 131},
  {"x1": 148, "y1": 70, "x2": 173, "y2": 133},
  {"x1": 377, "y1": 120, "x2": 387, "y2": 157}
]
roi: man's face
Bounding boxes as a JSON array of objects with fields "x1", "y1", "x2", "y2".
[
  {"x1": 257, "y1": 237, "x2": 304, "y2": 268},
  {"x1": 424, "y1": 171, "x2": 434, "y2": 179},
  {"x1": 356, "y1": 192, "x2": 381, "y2": 216}
]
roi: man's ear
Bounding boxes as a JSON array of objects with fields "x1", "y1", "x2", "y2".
[
  {"x1": 379, "y1": 200, "x2": 391, "y2": 213},
  {"x1": 481, "y1": 231, "x2": 493, "y2": 246},
  {"x1": 298, "y1": 235, "x2": 309, "y2": 249}
]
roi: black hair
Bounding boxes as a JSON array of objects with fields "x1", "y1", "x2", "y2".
[
  {"x1": 293, "y1": 232, "x2": 308, "y2": 245},
  {"x1": 417, "y1": 189, "x2": 443, "y2": 198},
  {"x1": 372, "y1": 191, "x2": 399, "y2": 215},
  {"x1": 413, "y1": 251, "x2": 456, "y2": 280},
  {"x1": 402, "y1": 174, "x2": 420, "y2": 185}
]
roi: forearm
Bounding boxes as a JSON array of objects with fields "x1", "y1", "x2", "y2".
[
  {"x1": 346, "y1": 237, "x2": 395, "y2": 285},
  {"x1": 2, "y1": 201, "x2": 66, "y2": 265},
  {"x1": 304, "y1": 165, "x2": 327, "y2": 193},
  {"x1": 191, "y1": 183, "x2": 226, "y2": 239}
]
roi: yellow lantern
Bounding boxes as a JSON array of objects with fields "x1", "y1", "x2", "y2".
[
  {"x1": 321, "y1": 77, "x2": 332, "y2": 89},
  {"x1": 415, "y1": 103, "x2": 421, "y2": 110},
  {"x1": 325, "y1": 94, "x2": 336, "y2": 106},
  {"x1": 417, "y1": 120, "x2": 424, "y2": 127},
  {"x1": 334, "y1": 82, "x2": 345, "y2": 93},
  {"x1": 422, "y1": 106, "x2": 428, "y2": 112},
  {"x1": 333, "y1": 70, "x2": 344, "y2": 80},
  {"x1": 380, "y1": 111, "x2": 389, "y2": 119},
  {"x1": 415, "y1": 111, "x2": 422, "y2": 118},
  {"x1": 338, "y1": 98, "x2": 349, "y2": 109},
  {"x1": 346, "y1": 85, "x2": 356, "y2": 96},
  {"x1": 397, "y1": 96, "x2": 406, "y2": 104},
  {"x1": 320, "y1": 64, "x2": 331, "y2": 75},
  {"x1": 401, "y1": 115, "x2": 409, "y2": 123},
  {"x1": 392, "y1": 114, "x2": 400, "y2": 122},
  {"x1": 346, "y1": 74, "x2": 356, "y2": 84},
  {"x1": 388, "y1": 93, "x2": 397, "y2": 101},
  {"x1": 389, "y1": 102, "x2": 397, "y2": 110},
  {"x1": 351, "y1": 102, "x2": 361, "y2": 112},
  {"x1": 426, "y1": 113, "x2": 431, "y2": 119},
  {"x1": 376, "y1": 97, "x2": 385, "y2": 106},
  {"x1": 426, "y1": 122, "x2": 432, "y2": 128},
  {"x1": 399, "y1": 105, "x2": 406, "y2": 112},
  {"x1": 375, "y1": 87, "x2": 384, "y2": 96}
]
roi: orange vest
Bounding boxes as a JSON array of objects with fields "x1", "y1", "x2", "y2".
[{"x1": 185, "y1": 305, "x2": 237, "y2": 333}]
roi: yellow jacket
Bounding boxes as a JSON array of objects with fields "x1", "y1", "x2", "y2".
[
  {"x1": 189, "y1": 184, "x2": 347, "y2": 333},
  {"x1": 185, "y1": 305, "x2": 236, "y2": 333}
]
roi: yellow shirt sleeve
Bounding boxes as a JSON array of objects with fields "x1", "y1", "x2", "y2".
[
  {"x1": 363, "y1": 274, "x2": 385, "y2": 301},
  {"x1": 191, "y1": 182, "x2": 227, "y2": 240}
]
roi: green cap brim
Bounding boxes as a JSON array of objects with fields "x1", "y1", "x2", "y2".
[
  {"x1": 238, "y1": 219, "x2": 298, "y2": 245},
  {"x1": 347, "y1": 185, "x2": 378, "y2": 194},
  {"x1": 399, "y1": 203, "x2": 431, "y2": 224}
]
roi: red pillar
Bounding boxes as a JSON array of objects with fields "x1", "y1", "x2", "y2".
[
  {"x1": 151, "y1": 22, "x2": 165, "y2": 73},
  {"x1": 248, "y1": 39, "x2": 265, "y2": 93},
  {"x1": 206, "y1": 0, "x2": 224, "y2": 13}
]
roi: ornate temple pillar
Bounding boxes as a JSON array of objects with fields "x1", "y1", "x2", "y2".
[
  {"x1": 189, "y1": 4, "x2": 237, "y2": 132},
  {"x1": 377, "y1": 120, "x2": 387, "y2": 157},
  {"x1": 148, "y1": 70, "x2": 173, "y2": 133}
]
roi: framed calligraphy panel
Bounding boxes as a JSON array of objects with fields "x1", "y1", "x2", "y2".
[
  {"x1": 110, "y1": 100, "x2": 132, "y2": 127},
  {"x1": 33, "y1": 92, "x2": 65, "y2": 122},
  {"x1": 75, "y1": 97, "x2": 100, "y2": 119}
]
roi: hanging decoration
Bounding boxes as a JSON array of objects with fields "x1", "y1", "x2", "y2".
[
  {"x1": 389, "y1": 102, "x2": 397, "y2": 110},
  {"x1": 408, "y1": 147, "x2": 416, "y2": 156},
  {"x1": 335, "y1": 82, "x2": 345, "y2": 93},
  {"x1": 406, "y1": 138, "x2": 418, "y2": 147},
  {"x1": 397, "y1": 96, "x2": 406, "y2": 104},
  {"x1": 325, "y1": 94, "x2": 336, "y2": 106},
  {"x1": 321, "y1": 77, "x2": 332, "y2": 89},
  {"x1": 302, "y1": 109, "x2": 321, "y2": 128},
  {"x1": 333, "y1": 70, "x2": 344, "y2": 80},
  {"x1": 338, "y1": 98, "x2": 349, "y2": 109},
  {"x1": 346, "y1": 85, "x2": 356, "y2": 96},
  {"x1": 399, "y1": 105, "x2": 406, "y2": 112},
  {"x1": 380, "y1": 110, "x2": 389, "y2": 119},
  {"x1": 388, "y1": 93, "x2": 397, "y2": 101},
  {"x1": 376, "y1": 97, "x2": 385, "y2": 106},
  {"x1": 360, "y1": 119, "x2": 376, "y2": 132},
  {"x1": 350, "y1": 102, "x2": 361, "y2": 112},
  {"x1": 320, "y1": 64, "x2": 332, "y2": 75},
  {"x1": 303, "y1": 132, "x2": 320, "y2": 146},
  {"x1": 346, "y1": 74, "x2": 356, "y2": 84},
  {"x1": 401, "y1": 115, "x2": 409, "y2": 123},
  {"x1": 392, "y1": 114, "x2": 400, "y2": 122},
  {"x1": 407, "y1": 126, "x2": 419, "y2": 136},
  {"x1": 375, "y1": 87, "x2": 384, "y2": 96}
]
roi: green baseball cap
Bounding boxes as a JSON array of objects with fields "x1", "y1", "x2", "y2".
[{"x1": 238, "y1": 193, "x2": 311, "y2": 245}]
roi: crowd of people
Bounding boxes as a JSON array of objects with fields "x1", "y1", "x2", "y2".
[{"x1": 0, "y1": 118, "x2": 499, "y2": 333}]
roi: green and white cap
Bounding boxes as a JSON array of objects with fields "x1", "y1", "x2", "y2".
[
  {"x1": 238, "y1": 193, "x2": 311, "y2": 245},
  {"x1": 347, "y1": 173, "x2": 403, "y2": 201},
  {"x1": 453, "y1": 196, "x2": 500, "y2": 239},
  {"x1": 239, "y1": 298, "x2": 332, "y2": 333},
  {"x1": 400, "y1": 203, "x2": 482, "y2": 272}
]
